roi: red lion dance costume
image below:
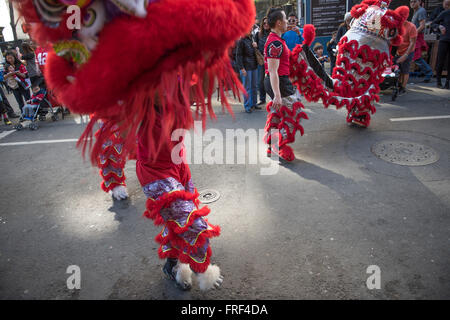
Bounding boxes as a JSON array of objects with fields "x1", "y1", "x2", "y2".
[
  {"x1": 290, "y1": 0, "x2": 409, "y2": 128},
  {"x1": 97, "y1": 121, "x2": 129, "y2": 201},
  {"x1": 14, "y1": 0, "x2": 254, "y2": 291}
]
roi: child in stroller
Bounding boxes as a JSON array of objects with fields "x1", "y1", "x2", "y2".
[
  {"x1": 15, "y1": 83, "x2": 58, "y2": 130},
  {"x1": 22, "y1": 84, "x2": 44, "y2": 119}
]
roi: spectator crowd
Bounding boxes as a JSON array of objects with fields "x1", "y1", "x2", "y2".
[
  {"x1": 232, "y1": 0, "x2": 449, "y2": 113},
  {"x1": 1, "y1": 43, "x2": 49, "y2": 125},
  {"x1": 2, "y1": 1, "x2": 449, "y2": 123}
]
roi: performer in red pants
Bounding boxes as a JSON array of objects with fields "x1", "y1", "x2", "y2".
[
  {"x1": 14, "y1": 0, "x2": 254, "y2": 291},
  {"x1": 263, "y1": 7, "x2": 308, "y2": 162},
  {"x1": 96, "y1": 121, "x2": 129, "y2": 201}
]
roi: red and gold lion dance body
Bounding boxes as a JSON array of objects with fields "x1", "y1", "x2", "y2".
[{"x1": 13, "y1": 0, "x2": 254, "y2": 291}]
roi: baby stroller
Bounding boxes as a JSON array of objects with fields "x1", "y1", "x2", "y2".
[
  {"x1": 380, "y1": 64, "x2": 401, "y2": 101},
  {"x1": 14, "y1": 90, "x2": 59, "y2": 130},
  {"x1": 39, "y1": 79, "x2": 70, "y2": 119}
]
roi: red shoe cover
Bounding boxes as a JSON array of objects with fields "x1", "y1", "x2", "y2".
[{"x1": 271, "y1": 145, "x2": 295, "y2": 162}]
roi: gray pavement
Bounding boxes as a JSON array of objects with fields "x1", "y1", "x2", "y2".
[{"x1": 0, "y1": 79, "x2": 449, "y2": 299}]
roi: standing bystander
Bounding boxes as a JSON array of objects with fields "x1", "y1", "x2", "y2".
[
  {"x1": 327, "y1": 31, "x2": 338, "y2": 75},
  {"x1": 236, "y1": 32, "x2": 259, "y2": 113},
  {"x1": 282, "y1": 13, "x2": 303, "y2": 51},
  {"x1": 395, "y1": 7, "x2": 418, "y2": 95},
  {"x1": 410, "y1": 0, "x2": 434, "y2": 82},
  {"x1": 431, "y1": 0, "x2": 450, "y2": 89},
  {"x1": 254, "y1": 17, "x2": 271, "y2": 105},
  {"x1": 264, "y1": 7, "x2": 308, "y2": 162}
]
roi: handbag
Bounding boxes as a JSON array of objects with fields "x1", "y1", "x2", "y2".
[{"x1": 254, "y1": 48, "x2": 264, "y2": 66}]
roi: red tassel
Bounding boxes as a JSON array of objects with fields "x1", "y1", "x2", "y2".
[
  {"x1": 302, "y1": 25, "x2": 316, "y2": 47},
  {"x1": 351, "y1": 4, "x2": 368, "y2": 19}
]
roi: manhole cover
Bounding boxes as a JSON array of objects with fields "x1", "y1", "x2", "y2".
[
  {"x1": 198, "y1": 189, "x2": 221, "y2": 204},
  {"x1": 371, "y1": 140, "x2": 439, "y2": 166}
]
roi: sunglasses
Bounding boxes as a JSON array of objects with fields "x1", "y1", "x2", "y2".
[{"x1": 288, "y1": 19, "x2": 297, "y2": 23}]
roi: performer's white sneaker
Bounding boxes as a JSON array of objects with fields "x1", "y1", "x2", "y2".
[{"x1": 111, "y1": 185, "x2": 129, "y2": 200}]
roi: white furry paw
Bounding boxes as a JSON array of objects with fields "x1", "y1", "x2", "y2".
[
  {"x1": 111, "y1": 185, "x2": 129, "y2": 200},
  {"x1": 175, "y1": 263, "x2": 193, "y2": 291},
  {"x1": 196, "y1": 264, "x2": 224, "y2": 291}
]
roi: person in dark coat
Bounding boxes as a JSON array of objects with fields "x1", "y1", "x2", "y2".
[
  {"x1": 326, "y1": 31, "x2": 338, "y2": 75},
  {"x1": 336, "y1": 12, "x2": 352, "y2": 45},
  {"x1": 4, "y1": 51, "x2": 31, "y2": 114},
  {"x1": 254, "y1": 16, "x2": 270, "y2": 105},
  {"x1": 21, "y1": 43, "x2": 42, "y2": 86},
  {"x1": 431, "y1": 0, "x2": 450, "y2": 88},
  {"x1": 236, "y1": 32, "x2": 259, "y2": 113}
]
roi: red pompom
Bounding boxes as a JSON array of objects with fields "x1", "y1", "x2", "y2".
[
  {"x1": 351, "y1": 4, "x2": 368, "y2": 19},
  {"x1": 361, "y1": 0, "x2": 378, "y2": 5},
  {"x1": 302, "y1": 24, "x2": 315, "y2": 47}
]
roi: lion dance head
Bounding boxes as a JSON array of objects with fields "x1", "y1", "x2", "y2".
[{"x1": 13, "y1": 0, "x2": 255, "y2": 159}]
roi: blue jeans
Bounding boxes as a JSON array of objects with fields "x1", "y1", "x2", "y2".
[
  {"x1": 23, "y1": 104, "x2": 37, "y2": 118},
  {"x1": 240, "y1": 69, "x2": 258, "y2": 111},
  {"x1": 413, "y1": 57, "x2": 433, "y2": 80}
]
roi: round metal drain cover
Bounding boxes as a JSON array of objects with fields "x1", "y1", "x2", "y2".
[
  {"x1": 198, "y1": 189, "x2": 221, "y2": 204},
  {"x1": 371, "y1": 140, "x2": 439, "y2": 166}
]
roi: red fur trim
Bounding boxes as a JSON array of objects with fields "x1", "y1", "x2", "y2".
[
  {"x1": 381, "y1": 10, "x2": 402, "y2": 29},
  {"x1": 39, "y1": 0, "x2": 253, "y2": 164},
  {"x1": 143, "y1": 189, "x2": 212, "y2": 235},
  {"x1": 263, "y1": 110, "x2": 280, "y2": 144},
  {"x1": 351, "y1": 4, "x2": 368, "y2": 19},
  {"x1": 361, "y1": 0, "x2": 378, "y2": 6},
  {"x1": 157, "y1": 246, "x2": 179, "y2": 260},
  {"x1": 100, "y1": 170, "x2": 126, "y2": 184},
  {"x1": 178, "y1": 246, "x2": 213, "y2": 274},
  {"x1": 73, "y1": 54, "x2": 242, "y2": 165},
  {"x1": 264, "y1": 101, "x2": 308, "y2": 147},
  {"x1": 101, "y1": 179, "x2": 126, "y2": 193},
  {"x1": 155, "y1": 223, "x2": 220, "y2": 255},
  {"x1": 156, "y1": 236, "x2": 215, "y2": 273},
  {"x1": 12, "y1": 0, "x2": 72, "y2": 45},
  {"x1": 302, "y1": 24, "x2": 315, "y2": 46},
  {"x1": 290, "y1": 45, "x2": 329, "y2": 104},
  {"x1": 347, "y1": 111, "x2": 372, "y2": 127},
  {"x1": 171, "y1": 223, "x2": 220, "y2": 254},
  {"x1": 94, "y1": 125, "x2": 129, "y2": 170},
  {"x1": 324, "y1": 36, "x2": 388, "y2": 118}
]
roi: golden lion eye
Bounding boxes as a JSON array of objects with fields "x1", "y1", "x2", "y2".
[{"x1": 83, "y1": 8, "x2": 97, "y2": 27}]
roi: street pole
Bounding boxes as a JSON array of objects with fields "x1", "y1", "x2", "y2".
[
  {"x1": 8, "y1": 0, "x2": 18, "y2": 42},
  {"x1": 298, "y1": 0, "x2": 302, "y2": 25}
]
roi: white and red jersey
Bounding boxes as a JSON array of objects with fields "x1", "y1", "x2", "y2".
[{"x1": 35, "y1": 47, "x2": 48, "y2": 75}]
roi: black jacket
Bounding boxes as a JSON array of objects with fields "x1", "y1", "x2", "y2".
[
  {"x1": 336, "y1": 24, "x2": 349, "y2": 44},
  {"x1": 236, "y1": 36, "x2": 258, "y2": 71},
  {"x1": 254, "y1": 30, "x2": 270, "y2": 54},
  {"x1": 327, "y1": 39, "x2": 337, "y2": 62},
  {"x1": 432, "y1": 9, "x2": 450, "y2": 42}
]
